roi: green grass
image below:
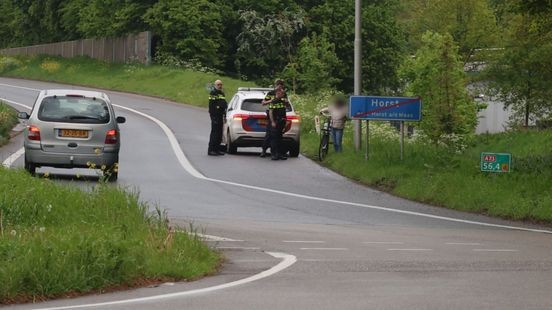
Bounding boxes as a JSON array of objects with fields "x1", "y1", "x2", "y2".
[
  {"x1": 0, "y1": 55, "x2": 255, "y2": 108},
  {"x1": 0, "y1": 102, "x2": 18, "y2": 146},
  {"x1": 1, "y1": 55, "x2": 551, "y2": 224},
  {"x1": 301, "y1": 128, "x2": 552, "y2": 223},
  {"x1": 0, "y1": 168, "x2": 221, "y2": 304}
]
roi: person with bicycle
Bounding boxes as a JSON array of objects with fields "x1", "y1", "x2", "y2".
[{"x1": 320, "y1": 96, "x2": 348, "y2": 153}]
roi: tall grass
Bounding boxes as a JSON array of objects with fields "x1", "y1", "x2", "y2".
[
  {"x1": 0, "y1": 55, "x2": 255, "y2": 108},
  {"x1": 0, "y1": 102, "x2": 17, "y2": 146},
  {"x1": 301, "y1": 127, "x2": 552, "y2": 223},
  {"x1": 0, "y1": 168, "x2": 220, "y2": 303}
]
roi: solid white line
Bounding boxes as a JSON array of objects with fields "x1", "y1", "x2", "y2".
[
  {"x1": 1, "y1": 82, "x2": 552, "y2": 235},
  {"x1": 0, "y1": 97, "x2": 31, "y2": 168},
  {"x1": 363, "y1": 241, "x2": 404, "y2": 244},
  {"x1": 2, "y1": 147, "x2": 24, "y2": 168},
  {"x1": 472, "y1": 249, "x2": 518, "y2": 252},
  {"x1": 446, "y1": 242, "x2": 482, "y2": 246},
  {"x1": 0, "y1": 82, "x2": 41, "y2": 92},
  {"x1": 0, "y1": 96, "x2": 32, "y2": 110},
  {"x1": 300, "y1": 248, "x2": 348, "y2": 251},
  {"x1": 33, "y1": 252, "x2": 297, "y2": 310},
  {"x1": 216, "y1": 247, "x2": 260, "y2": 250},
  {"x1": 195, "y1": 233, "x2": 244, "y2": 242},
  {"x1": 387, "y1": 248, "x2": 433, "y2": 251},
  {"x1": 283, "y1": 240, "x2": 326, "y2": 244}
]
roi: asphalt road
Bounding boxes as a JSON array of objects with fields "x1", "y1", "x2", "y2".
[{"x1": 1, "y1": 77, "x2": 551, "y2": 310}]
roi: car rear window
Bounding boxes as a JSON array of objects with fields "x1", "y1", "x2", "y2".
[
  {"x1": 241, "y1": 98, "x2": 292, "y2": 112},
  {"x1": 38, "y1": 96, "x2": 110, "y2": 124}
]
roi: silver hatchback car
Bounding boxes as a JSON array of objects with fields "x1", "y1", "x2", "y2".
[{"x1": 18, "y1": 89, "x2": 125, "y2": 181}]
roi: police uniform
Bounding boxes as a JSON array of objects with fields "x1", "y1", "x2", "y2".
[
  {"x1": 208, "y1": 88, "x2": 227, "y2": 155},
  {"x1": 262, "y1": 90, "x2": 288, "y2": 157},
  {"x1": 268, "y1": 93, "x2": 288, "y2": 160}
]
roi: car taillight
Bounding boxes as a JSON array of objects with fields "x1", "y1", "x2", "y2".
[
  {"x1": 28, "y1": 125, "x2": 41, "y2": 141},
  {"x1": 287, "y1": 115, "x2": 301, "y2": 123},
  {"x1": 105, "y1": 129, "x2": 118, "y2": 144},
  {"x1": 233, "y1": 114, "x2": 250, "y2": 121}
]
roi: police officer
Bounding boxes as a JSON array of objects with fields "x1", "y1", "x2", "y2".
[
  {"x1": 261, "y1": 79, "x2": 287, "y2": 158},
  {"x1": 208, "y1": 80, "x2": 227, "y2": 156},
  {"x1": 267, "y1": 81, "x2": 288, "y2": 160}
]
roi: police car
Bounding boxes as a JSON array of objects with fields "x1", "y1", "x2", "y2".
[{"x1": 223, "y1": 87, "x2": 301, "y2": 157}]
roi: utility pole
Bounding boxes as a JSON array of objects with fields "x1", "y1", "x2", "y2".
[{"x1": 354, "y1": 0, "x2": 362, "y2": 152}]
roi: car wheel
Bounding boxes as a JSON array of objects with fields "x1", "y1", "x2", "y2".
[
  {"x1": 107, "y1": 171, "x2": 118, "y2": 182},
  {"x1": 289, "y1": 141, "x2": 300, "y2": 157},
  {"x1": 226, "y1": 131, "x2": 237, "y2": 154},
  {"x1": 24, "y1": 156, "x2": 36, "y2": 176}
]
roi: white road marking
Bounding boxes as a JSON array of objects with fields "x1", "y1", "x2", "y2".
[
  {"x1": 2, "y1": 147, "x2": 25, "y2": 168},
  {"x1": 216, "y1": 247, "x2": 260, "y2": 250},
  {"x1": 387, "y1": 248, "x2": 433, "y2": 251},
  {"x1": 300, "y1": 248, "x2": 348, "y2": 251},
  {"x1": 195, "y1": 233, "x2": 244, "y2": 242},
  {"x1": 0, "y1": 82, "x2": 42, "y2": 92},
  {"x1": 32, "y1": 252, "x2": 297, "y2": 310},
  {"x1": 1, "y1": 83, "x2": 551, "y2": 235},
  {"x1": 472, "y1": 249, "x2": 518, "y2": 252},
  {"x1": 446, "y1": 242, "x2": 482, "y2": 246},
  {"x1": 283, "y1": 240, "x2": 326, "y2": 244},
  {"x1": 0, "y1": 96, "x2": 31, "y2": 167},
  {"x1": 363, "y1": 241, "x2": 404, "y2": 244}
]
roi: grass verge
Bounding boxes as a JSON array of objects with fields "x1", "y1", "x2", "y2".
[
  {"x1": 299, "y1": 128, "x2": 552, "y2": 223},
  {"x1": 0, "y1": 167, "x2": 221, "y2": 304},
  {"x1": 1, "y1": 55, "x2": 551, "y2": 224},
  {"x1": 0, "y1": 101, "x2": 18, "y2": 146},
  {"x1": 0, "y1": 55, "x2": 255, "y2": 108}
]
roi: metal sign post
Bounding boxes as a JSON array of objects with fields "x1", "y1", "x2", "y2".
[
  {"x1": 354, "y1": 0, "x2": 362, "y2": 152},
  {"x1": 400, "y1": 121, "x2": 405, "y2": 161},
  {"x1": 365, "y1": 120, "x2": 369, "y2": 160}
]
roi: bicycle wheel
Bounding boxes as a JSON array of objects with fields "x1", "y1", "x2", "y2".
[{"x1": 318, "y1": 132, "x2": 329, "y2": 161}]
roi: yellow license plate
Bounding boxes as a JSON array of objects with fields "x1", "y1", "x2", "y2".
[{"x1": 60, "y1": 129, "x2": 88, "y2": 138}]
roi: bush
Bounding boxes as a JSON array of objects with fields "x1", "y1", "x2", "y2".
[{"x1": 0, "y1": 102, "x2": 17, "y2": 146}]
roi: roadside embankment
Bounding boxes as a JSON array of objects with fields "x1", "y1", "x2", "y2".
[
  {"x1": 0, "y1": 167, "x2": 221, "y2": 304},
  {"x1": 1, "y1": 55, "x2": 551, "y2": 224},
  {"x1": 0, "y1": 101, "x2": 17, "y2": 146}
]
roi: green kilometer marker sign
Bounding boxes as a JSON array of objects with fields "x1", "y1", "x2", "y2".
[{"x1": 481, "y1": 152, "x2": 512, "y2": 173}]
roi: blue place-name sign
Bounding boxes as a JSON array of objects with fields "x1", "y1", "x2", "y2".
[{"x1": 349, "y1": 96, "x2": 422, "y2": 121}]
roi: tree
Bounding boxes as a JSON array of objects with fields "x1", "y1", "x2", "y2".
[
  {"x1": 401, "y1": 0, "x2": 500, "y2": 63},
  {"x1": 235, "y1": 9, "x2": 305, "y2": 82},
  {"x1": 284, "y1": 32, "x2": 341, "y2": 93},
  {"x1": 486, "y1": 2, "x2": 552, "y2": 127},
  {"x1": 308, "y1": 0, "x2": 407, "y2": 94},
  {"x1": 66, "y1": 0, "x2": 155, "y2": 38},
  {"x1": 145, "y1": 0, "x2": 225, "y2": 68},
  {"x1": 401, "y1": 32, "x2": 477, "y2": 143}
]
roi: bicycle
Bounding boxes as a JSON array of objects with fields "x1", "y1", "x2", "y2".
[{"x1": 318, "y1": 113, "x2": 332, "y2": 161}]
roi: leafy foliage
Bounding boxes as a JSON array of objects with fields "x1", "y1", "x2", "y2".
[
  {"x1": 235, "y1": 9, "x2": 306, "y2": 83},
  {"x1": 486, "y1": 0, "x2": 552, "y2": 127},
  {"x1": 284, "y1": 33, "x2": 341, "y2": 93},
  {"x1": 145, "y1": 0, "x2": 224, "y2": 68},
  {"x1": 401, "y1": 32, "x2": 477, "y2": 144}
]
